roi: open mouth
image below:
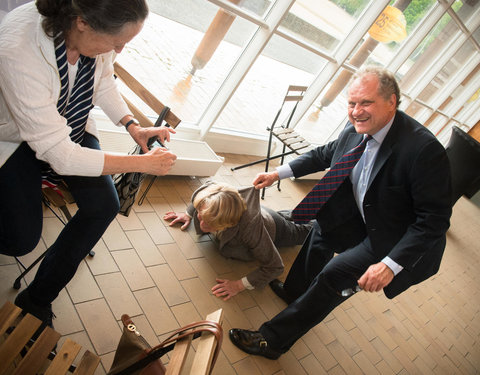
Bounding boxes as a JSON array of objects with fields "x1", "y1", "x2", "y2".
[{"x1": 354, "y1": 117, "x2": 369, "y2": 123}]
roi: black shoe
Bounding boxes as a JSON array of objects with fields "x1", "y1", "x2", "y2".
[
  {"x1": 229, "y1": 329, "x2": 282, "y2": 360},
  {"x1": 14, "y1": 289, "x2": 55, "y2": 328},
  {"x1": 269, "y1": 279, "x2": 293, "y2": 304}
]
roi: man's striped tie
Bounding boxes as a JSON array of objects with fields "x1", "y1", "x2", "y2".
[{"x1": 292, "y1": 135, "x2": 372, "y2": 224}]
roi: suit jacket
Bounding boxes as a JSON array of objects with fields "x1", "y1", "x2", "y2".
[
  {"x1": 289, "y1": 111, "x2": 452, "y2": 298},
  {"x1": 187, "y1": 182, "x2": 283, "y2": 288}
]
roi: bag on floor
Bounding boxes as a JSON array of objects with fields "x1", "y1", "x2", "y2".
[{"x1": 107, "y1": 313, "x2": 222, "y2": 375}]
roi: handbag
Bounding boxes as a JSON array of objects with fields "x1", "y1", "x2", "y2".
[
  {"x1": 108, "y1": 314, "x2": 223, "y2": 375},
  {"x1": 114, "y1": 106, "x2": 170, "y2": 216}
]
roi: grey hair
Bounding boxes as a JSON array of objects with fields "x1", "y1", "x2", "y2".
[{"x1": 351, "y1": 66, "x2": 401, "y2": 108}]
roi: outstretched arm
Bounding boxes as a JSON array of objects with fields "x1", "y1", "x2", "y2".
[{"x1": 252, "y1": 171, "x2": 279, "y2": 189}]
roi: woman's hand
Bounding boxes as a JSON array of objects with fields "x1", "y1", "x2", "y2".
[
  {"x1": 143, "y1": 147, "x2": 177, "y2": 175},
  {"x1": 163, "y1": 211, "x2": 191, "y2": 230},
  {"x1": 211, "y1": 278, "x2": 245, "y2": 301},
  {"x1": 129, "y1": 124, "x2": 176, "y2": 153}
]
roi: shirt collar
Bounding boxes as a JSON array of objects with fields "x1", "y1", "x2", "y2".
[{"x1": 368, "y1": 113, "x2": 395, "y2": 144}]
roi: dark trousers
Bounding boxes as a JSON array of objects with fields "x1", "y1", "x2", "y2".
[
  {"x1": 0, "y1": 134, "x2": 119, "y2": 305},
  {"x1": 259, "y1": 221, "x2": 377, "y2": 353},
  {"x1": 263, "y1": 206, "x2": 311, "y2": 247}
]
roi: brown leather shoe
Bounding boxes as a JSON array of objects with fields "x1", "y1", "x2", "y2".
[
  {"x1": 269, "y1": 279, "x2": 293, "y2": 304},
  {"x1": 229, "y1": 329, "x2": 282, "y2": 359}
]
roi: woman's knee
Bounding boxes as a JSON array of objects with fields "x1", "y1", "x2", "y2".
[{"x1": 0, "y1": 226, "x2": 42, "y2": 256}]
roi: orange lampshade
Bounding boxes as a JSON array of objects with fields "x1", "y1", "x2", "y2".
[{"x1": 368, "y1": 6, "x2": 407, "y2": 43}]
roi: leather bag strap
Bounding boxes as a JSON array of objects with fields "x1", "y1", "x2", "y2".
[{"x1": 111, "y1": 316, "x2": 222, "y2": 375}]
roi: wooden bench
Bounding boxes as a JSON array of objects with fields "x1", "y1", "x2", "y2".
[
  {"x1": 0, "y1": 301, "x2": 100, "y2": 375},
  {"x1": 166, "y1": 308, "x2": 223, "y2": 375}
]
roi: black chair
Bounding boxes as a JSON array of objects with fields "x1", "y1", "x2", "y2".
[
  {"x1": 231, "y1": 85, "x2": 313, "y2": 199},
  {"x1": 445, "y1": 126, "x2": 480, "y2": 205}
]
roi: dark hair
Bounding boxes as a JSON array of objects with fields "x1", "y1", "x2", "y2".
[
  {"x1": 351, "y1": 66, "x2": 402, "y2": 108},
  {"x1": 36, "y1": 0, "x2": 148, "y2": 38}
]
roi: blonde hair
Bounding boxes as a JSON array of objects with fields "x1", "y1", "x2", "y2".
[{"x1": 193, "y1": 183, "x2": 246, "y2": 232}]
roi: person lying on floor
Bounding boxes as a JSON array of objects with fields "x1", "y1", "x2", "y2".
[{"x1": 163, "y1": 181, "x2": 311, "y2": 300}]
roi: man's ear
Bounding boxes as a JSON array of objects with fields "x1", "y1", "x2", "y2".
[{"x1": 390, "y1": 94, "x2": 397, "y2": 109}]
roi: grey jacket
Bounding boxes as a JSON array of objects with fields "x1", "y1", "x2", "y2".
[{"x1": 187, "y1": 182, "x2": 283, "y2": 288}]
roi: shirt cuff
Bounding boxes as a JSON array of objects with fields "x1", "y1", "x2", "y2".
[
  {"x1": 241, "y1": 277, "x2": 255, "y2": 290},
  {"x1": 276, "y1": 164, "x2": 294, "y2": 179},
  {"x1": 382, "y1": 256, "x2": 404, "y2": 276}
]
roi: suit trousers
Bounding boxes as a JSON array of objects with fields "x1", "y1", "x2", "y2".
[
  {"x1": 259, "y1": 221, "x2": 377, "y2": 353},
  {"x1": 0, "y1": 133, "x2": 119, "y2": 306}
]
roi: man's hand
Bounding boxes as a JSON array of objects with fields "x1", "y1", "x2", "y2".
[
  {"x1": 357, "y1": 262, "x2": 394, "y2": 292},
  {"x1": 129, "y1": 125, "x2": 176, "y2": 153},
  {"x1": 163, "y1": 211, "x2": 191, "y2": 230},
  {"x1": 253, "y1": 171, "x2": 279, "y2": 189},
  {"x1": 211, "y1": 278, "x2": 245, "y2": 301}
]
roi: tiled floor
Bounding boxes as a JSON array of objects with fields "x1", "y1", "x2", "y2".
[{"x1": 1, "y1": 153, "x2": 479, "y2": 374}]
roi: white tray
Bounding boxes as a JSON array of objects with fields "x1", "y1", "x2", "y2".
[{"x1": 98, "y1": 130, "x2": 224, "y2": 176}]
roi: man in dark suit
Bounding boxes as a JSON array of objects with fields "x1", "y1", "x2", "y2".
[{"x1": 229, "y1": 66, "x2": 452, "y2": 359}]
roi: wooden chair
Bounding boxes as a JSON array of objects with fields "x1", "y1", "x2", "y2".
[
  {"x1": 0, "y1": 301, "x2": 100, "y2": 375},
  {"x1": 166, "y1": 308, "x2": 223, "y2": 375}
]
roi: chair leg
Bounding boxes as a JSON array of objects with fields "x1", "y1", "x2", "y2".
[{"x1": 13, "y1": 250, "x2": 48, "y2": 289}]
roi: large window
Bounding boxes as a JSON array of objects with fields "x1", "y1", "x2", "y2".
[{"x1": 114, "y1": 0, "x2": 480, "y2": 153}]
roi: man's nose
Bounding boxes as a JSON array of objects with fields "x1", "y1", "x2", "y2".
[{"x1": 352, "y1": 103, "x2": 363, "y2": 115}]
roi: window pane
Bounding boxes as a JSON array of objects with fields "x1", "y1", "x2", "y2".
[
  {"x1": 453, "y1": 0, "x2": 480, "y2": 27},
  {"x1": 346, "y1": 0, "x2": 437, "y2": 69},
  {"x1": 456, "y1": 91, "x2": 480, "y2": 126},
  {"x1": 279, "y1": 0, "x2": 372, "y2": 54},
  {"x1": 425, "y1": 112, "x2": 448, "y2": 137},
  {"x1": 395, "y1": 12, "x2": 458, "y2": 94},
  {"x1": 295, "y1": 69, "x2": 350, "y2": 146},
  {"x1": 404, "y1": 100, "x2": 430, "y2": 120},
  {"x1": 473, "y1": 24, "x2": 480, "y2": 45},
  {"x1": 116, "y1": 1, "x2": 258, "y2": 124},
  {"x1": 213, "y1": 35, "x2": 325, "y2": 135},
  {"x1": 417, "y1": 39, "x2": 477, "y2": 105}
]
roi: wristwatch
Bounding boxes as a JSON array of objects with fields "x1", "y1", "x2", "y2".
[{"x1": 125, "y1": 118, "x2": 139, "y2": 130}]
